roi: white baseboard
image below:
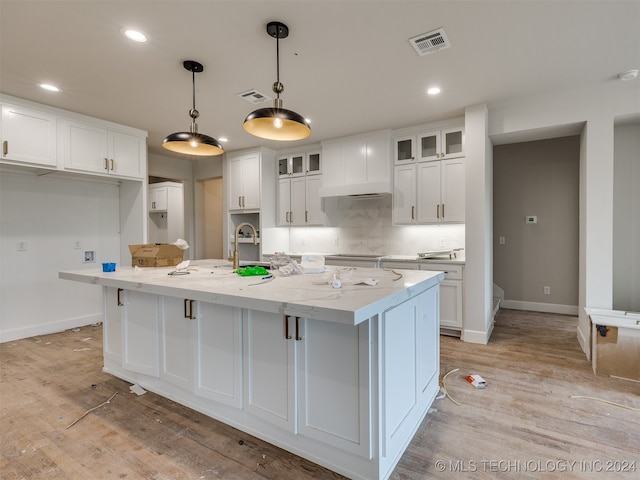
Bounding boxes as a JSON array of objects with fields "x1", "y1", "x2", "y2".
[
  {"x1": 0, "y1": 313, "x2": 102, "y2": 343},
  {"x1": 500, "y1": 300, "x2": 579, "y2": 316},
  {"x1": 463, "y1": 322, "x2": 494, "y2": 344}
]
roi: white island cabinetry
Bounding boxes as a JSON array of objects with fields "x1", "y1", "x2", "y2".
[{"x1": 61, "y1": 263, "x2": 443, "y2": 480}]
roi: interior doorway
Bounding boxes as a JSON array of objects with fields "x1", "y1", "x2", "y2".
[
  {"x1": 493, "y1": 136, "x2": 580, "y2": 315},
  {"x1": 198, "y1": 177, "x2": 224, "y2": 259}
]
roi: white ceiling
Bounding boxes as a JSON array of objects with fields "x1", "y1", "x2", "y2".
[{"x1": 1, "y1": 0, "x2": 639, "y2": 159}]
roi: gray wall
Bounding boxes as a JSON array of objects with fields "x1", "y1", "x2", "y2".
[
  {"x1": 493, "y1": 136, "x2": 580, "y2": 310},
  {"x1": 613, "y1": 123, "x2": 640, "y2": 312}
]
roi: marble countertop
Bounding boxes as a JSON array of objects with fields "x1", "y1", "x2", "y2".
[{"x1": 60, "y1": 259, "x2": 443, "y2": 326}]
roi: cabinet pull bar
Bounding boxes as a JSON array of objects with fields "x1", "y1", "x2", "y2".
[
  {"x1": 284, "y1": 315, "x2": 292, "y2": 339},
  {"x1": 242, "y1": 195, "x2": 245, "y2": 208},
  {"x1": 110, "y1": 158, "x2": 115, "y2": 171},
  {"x1": 238, "y1": 196, "x2": 242, "y2": 208},
  {"x1": 436, "y1": 204, "x2": 440, "y2": 218},
  {"x1": 295, "y1": 316, "x2": 303, "y2": 341},
  {"x1": 305, "y1": 211, "x2": 308, "y2": 223},
  {"x1": 289, "y1": 212, "x2": 293, "y2": 223},
  {"x1": 184, "y1": 298, "x2": 189, "y2": 319},
  {"x1": 189, "y1": 300, "x2": 195, "y2": 319},
  {"x1": 442, "y1": 204, "x2": 445, "y2": 218},
  {"x1": 104, "y1": 158, "x2": 109, "y2": 170},
  {"x1": 117, "y1": 288, "x2": 123, "y2": 306},
  {"x1": 2, "y1": 140, "x2": 7, "y2": 156},
  {"x1": 411, "y1": 206, "x2": 415, "y2": 220}
]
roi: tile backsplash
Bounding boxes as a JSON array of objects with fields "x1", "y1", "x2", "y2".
[{"x1": 263, "y1": 195, "x2": 465, "y2": 256}]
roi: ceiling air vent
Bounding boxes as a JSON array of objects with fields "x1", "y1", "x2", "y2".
[
  {"x1": 409, "y1": 28, "x2": 451, "y2": 56},
  {"x1": 237, "y1": 89, "x2": 271, "y2": 104}
]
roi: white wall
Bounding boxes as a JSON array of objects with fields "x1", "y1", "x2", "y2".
[
  {"x1": 0, "y1": 171, "x2": 120, "y2": 342},
  {"x1": 613, "y1": 123, "x2": 640, "y2": 312}
]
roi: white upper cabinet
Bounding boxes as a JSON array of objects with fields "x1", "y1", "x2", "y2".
[
  {"x1": 394, "y1": 125, "x2": 464, "y2": 164},
  {"x1": 277, "y1": 148, "x2": 323, "y2": 227},
  {"x1": 1, "y1": 103, "x2": 58, "y2": 168},
  {"x1": 228, "y1": 151, "x2": 261, "y2": 211},
  {"x1": 61, "y1": 120, "x2": 146, "y2": 179}
]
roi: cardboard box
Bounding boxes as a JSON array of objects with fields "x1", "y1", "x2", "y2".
[
  {"x1": 590, "y1": 312, "x2": 640, "y2": 382},
  {"x1": 129, "y1": 243, "x2": 184, "y2": 267}
]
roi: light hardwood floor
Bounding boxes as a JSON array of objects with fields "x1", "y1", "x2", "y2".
[{"x1": 1, "y1": 309, "x2": 638, "y2": 479}]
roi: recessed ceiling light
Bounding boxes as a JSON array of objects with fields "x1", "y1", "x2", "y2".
[
  {"x1": 122, "y1": 29, "x2": 147, "y2": 43},
  {"x1": 619, "y1": 69, "x2": 638, "y2": 81},
  {"x1": 427, "y1": 87, "x2": 441, "y2": 95},
  {"x1": 40, "y1": 83, "x2": 60, "y2": 92}
]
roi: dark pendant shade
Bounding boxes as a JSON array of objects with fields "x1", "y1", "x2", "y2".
[
  {"x1": 162, "y1": 132, "x2": 224, "y2": 156},
  {"x1": 162, "y1": 60, "x2": 224, "y2": 157},
  {"x1": 243, "y1": 107, "x2": 311, "y2": 141}
]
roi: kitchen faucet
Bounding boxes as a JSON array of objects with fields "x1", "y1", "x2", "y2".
[{"x1": 232, "y1": 222, "x2": 257, "y2": 270}]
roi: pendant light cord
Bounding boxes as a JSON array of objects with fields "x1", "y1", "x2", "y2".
[
  {"x1": 191, "y1": 69, "x2": 196, "y2": 111},
  {"x1": 275, "y1": 27, "x2": 281, "y2": 100}
]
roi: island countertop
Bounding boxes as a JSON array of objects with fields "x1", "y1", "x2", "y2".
[{"x1": 60, "y1": 259, "x2": 444, "y2": 326}]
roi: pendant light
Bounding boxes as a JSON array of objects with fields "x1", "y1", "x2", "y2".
[
  {"x1": 162, "y1": 60, "x2": 224, "y2": 156},
  {"x1": 243, "y1": 21, "x2": 311, "y2": 141}
]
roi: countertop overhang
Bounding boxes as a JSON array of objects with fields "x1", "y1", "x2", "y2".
[{"x1": 60, "y1": 259, "x2": 444, "y2": 326}]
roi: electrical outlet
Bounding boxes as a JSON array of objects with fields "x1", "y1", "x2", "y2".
[
  {"x1": 17, "y1": 241, "x2": 28, "y2": 251},
  {"x1": 83, "y1": 250, "x2": 95, "y2": 263},
  {"x1": 543, "y1": 286, "x2": 551, "y2": 295},
  {"x1": 499, "y1": 236, "x2": 506, "y2": 245}
]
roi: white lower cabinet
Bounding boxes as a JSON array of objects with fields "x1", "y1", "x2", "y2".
[
  {"x1": 243, "y1": 310, "x2": 372, "y2": 456},
  {"x1": 194, "y1": 302, "x2": 243, "y2": 408},
  {"x1": 101, "y1": 285, "x2": 440, "y2": 480},
  {"x1": 121, "y1": 290, "x2": 160, "y2": 377},
  {"x1": 103, "y1": 287, "x2": 123, "y2": 364},
  {"x1": 243, "y1": 311, "x2": 296, "y2": 431},
  {"x1": 297, "y1": 317, "x2": 371, "y2": 457},
  {"x1": 160, "y1": 297, "x2": 194, "y2": 390},
  {"x1": 419, "y1": 264, "x2": 463, "y2": 331},
  {"x1": 381, "y1": 261, "x2": 464, "y2": 334}
]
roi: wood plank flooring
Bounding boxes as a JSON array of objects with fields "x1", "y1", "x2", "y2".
[{"x1": 1, "y1": 309, "x2": 638, "y2": 479}]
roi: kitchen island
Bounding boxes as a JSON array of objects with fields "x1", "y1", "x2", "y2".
[{"x1": 60, "y1": 260, "x2": 444, "y2": 480}]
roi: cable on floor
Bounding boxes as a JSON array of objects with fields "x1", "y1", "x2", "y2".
[{"x1": 570, "y1": 395, "x2": 640, "y2": 412}]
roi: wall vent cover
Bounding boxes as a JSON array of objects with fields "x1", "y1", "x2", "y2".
[
  {"x1": 237, "y1": 89, "x2": 272, "y2": 104},
  {"x1": 409, "y1": 28, "x2": 451, "y2": 56}
]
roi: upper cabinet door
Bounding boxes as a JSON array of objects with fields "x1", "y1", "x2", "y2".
[
  {"x1": 441, "y1": 126, "x2": 464, "y2": 159},
  {"x1": 306, "y1": 151, "x2": 321, "y2": 175},
  {"x1": 62, "y1": 120, "x2": 109, "y2": 174},
  {"x1": 108, "y1": 130, "x2": 145, "y2": 179},
  {"x1": 1, "y1": 104, "x2": 57, "y2": 167},
  {"x1": 394, "y1": 135, "x2": 416, "y2": 165},
  {"x1": 417, "y1": 130, "x2": 441, "y2": 162}
]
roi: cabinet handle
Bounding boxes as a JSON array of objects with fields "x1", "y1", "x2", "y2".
[
  {"x1": 305, "y1": 211, "x2": 308, "y2": 223},
  {"x1": 441, "y1": 204, "x2": 445, "y2": 218},
  {"x1": 242, "y1": 195, "x2": 245, "y2": 208},
  {"x1": 104, "y1": 158, "x2": 109, "y2": 170},
  {"x1": 110, "y1": 159, "x2": 115, "y2": 171},
  {"x1": 411, "y1": 206, "x2": 415, "y2": 220},
  {"x1": 2, "y1": 140, "x2": 7, "y2": 156},
  {"x1": 295, "y1": 316, "x2": 303, "y2": 341},
  {"x1": 284, "y1": 315, "x2": 292, "y2": 339},
  {"x1": 184, "y1": 299, "x2": 196, "y2": 319},
  {"x1": 117, "y1": 288, "x2": 123, "y2": 306},
  {"x1": 436, "y1": 204, "x2": 440, "y2": 219},
  {"x1": 238, "y1": 196, "x2": 242, "y2": 208}
]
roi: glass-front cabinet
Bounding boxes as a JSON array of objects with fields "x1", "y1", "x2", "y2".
[{"x1": 394, "y1": 125, "x2": 464, "y2": 164}]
